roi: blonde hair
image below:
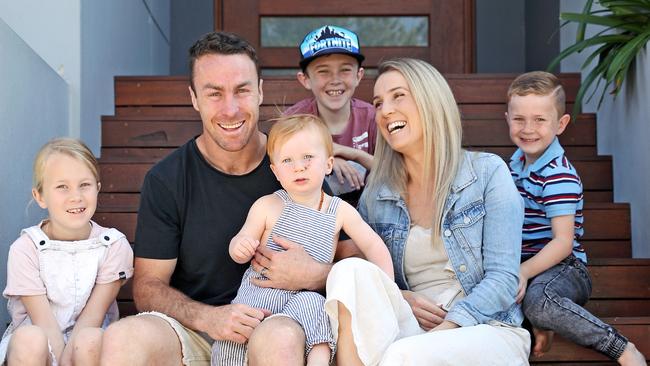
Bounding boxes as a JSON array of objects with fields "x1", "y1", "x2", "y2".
[
  {"x1": 366, "y1": 58, "x2": 463, "y2": 239},
  {"x1": 267, "y1": 114, "x2": 333, "y2": 159},
  {"x1": 33, "y1": 138, "x2": 100, "y2": 194},
  {"x1": 507, "y1": 71, "x2": 566, "y2": 116}
]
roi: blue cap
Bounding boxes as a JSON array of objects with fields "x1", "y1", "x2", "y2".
[{"x1": 299, "y1": 25, "x2": 365, "y2": 70}]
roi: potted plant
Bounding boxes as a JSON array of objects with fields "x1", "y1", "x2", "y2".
[{"x1": 548, "y1": 0, "x2": 650, "y2": 117}]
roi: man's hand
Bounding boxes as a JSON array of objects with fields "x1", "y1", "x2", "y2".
[
  {"x1": 203, "y1": 304, "x2": 270, "y2": 344},
  {"x1": 331, "y1": 157, "x2": 364, "y2": 191},
  {"x1": 250, "y1": 235, "x2": 330, "y2": 291},
  {"x1": 401, "y1": 290, "x2": 447, "y2": 331}
]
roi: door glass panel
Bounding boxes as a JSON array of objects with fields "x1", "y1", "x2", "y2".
[{"x1": 261, "y1": 16, "x2": 428, "y2": 47}]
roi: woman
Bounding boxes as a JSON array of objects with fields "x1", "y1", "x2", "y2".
[{"x1": 325, "y1": 58, "x2": 531, "y2": 365}]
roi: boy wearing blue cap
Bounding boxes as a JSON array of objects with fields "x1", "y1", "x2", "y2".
[{"x1": 285, "y1": 25, "x2": 376, "y2": 204}]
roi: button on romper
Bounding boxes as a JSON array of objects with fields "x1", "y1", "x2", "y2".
[{"x1": 212, "y1": 189, "x2": 340, "y2": 365}]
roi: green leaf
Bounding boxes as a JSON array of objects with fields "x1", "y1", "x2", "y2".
[
  {"x1": 581, "y1": 43, "x2": 612, "y2": 69},
  {"x1": 605, "y1": 30, "x2": 650, "y2": 82},
  {"x1": 548, "y1": 34, "x2": 632, "y2": 71},
  {"x1": 577, "y1": 0, "x2": 595, "y2": 42}
]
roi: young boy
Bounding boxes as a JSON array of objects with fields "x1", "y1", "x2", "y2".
[
  {"x1": 506, "y1": 71, "x2": 646, "y2": 365},
  {"x1": 284, "y1": 25, "x2": 376, "y2": 204}
]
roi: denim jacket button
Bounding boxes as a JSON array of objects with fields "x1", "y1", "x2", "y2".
[
  {"x1": 463, "y1": 217, "x2": 471, "y2": 224},
  {"x1": 444, "y1": 229, "x2": 452, "y2": 237},
  {"x1": 459, "y1": 264, "x2": 467, "y2": 273}
]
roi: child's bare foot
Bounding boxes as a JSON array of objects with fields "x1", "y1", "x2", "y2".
[
  {"x1": 532, "y1": 328, "x2": 554, "y2": 358},
  {"x1": 618, "y1": 342, "x2": 647, "y2": 366}
]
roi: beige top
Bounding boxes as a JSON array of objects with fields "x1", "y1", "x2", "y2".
[{"x1": 404, "y1": 225, "x2": 465, "y2": 310}]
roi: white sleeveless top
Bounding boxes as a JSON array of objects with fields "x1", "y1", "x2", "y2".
[{"x1": 404, "y1": 225, "x2": 465, "y2": 310}]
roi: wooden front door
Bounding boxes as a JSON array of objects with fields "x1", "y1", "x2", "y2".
[{"x1": 215, "y1": 0, "x2": 474, "y2": 73}]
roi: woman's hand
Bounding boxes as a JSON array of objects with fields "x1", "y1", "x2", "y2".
[{"x1": 401, "y1": 290, "x2": 447, "y2": 331}]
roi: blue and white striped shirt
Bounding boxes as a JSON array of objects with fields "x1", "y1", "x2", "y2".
[{"x1": 509, "y1": 138, "x2": 586, "y2": 263}]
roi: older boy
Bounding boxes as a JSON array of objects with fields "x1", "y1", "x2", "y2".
[
  {"x1": 285, "y1": 25, "x2": 376, "y2": 203},
  {"x1": 506, "y1": 71, "x2": 645, "y2": 365}
]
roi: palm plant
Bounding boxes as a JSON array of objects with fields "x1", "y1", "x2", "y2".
[{"x1": 548, "y1": 0, "x2": 650, "y2": 117}]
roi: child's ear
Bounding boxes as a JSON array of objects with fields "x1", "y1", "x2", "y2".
[
  {"x1": 97, "y1": 182, "x2": 102, "y2": 192},
  {"x1": 297, "y1": 71, "x2": 312, "y2": 90},
  {"x1": 32, "y1": 188, "x2": 47, "y2": 209},
  {"x1": 350, "y1": 67, "x2": 364, "y2": 88},
  {"x1": 270, "y1": 164, "x2": 280, "y2": 181},
  {"x1": 326, "y1": 156, "x2": 334, "y2": 175},
  {"x1": 557, "y1": 113, "x2": 571, "y2": 135},
  {"x1": 504, "y1": 111, "x2": 509, "y2": 123}
]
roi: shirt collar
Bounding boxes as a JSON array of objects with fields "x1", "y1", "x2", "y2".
[{"x1": 510, "y1": 137, "x2": 564, "y2": 177}]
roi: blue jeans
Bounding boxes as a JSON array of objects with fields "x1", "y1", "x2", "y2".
[{"x1": 522, "y1": 255, "x2": 628, "y2": 360}]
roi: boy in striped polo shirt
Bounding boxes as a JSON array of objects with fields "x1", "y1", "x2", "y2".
[{"x1": 506, "y1": 72, "x2": 645, "y2": 365}]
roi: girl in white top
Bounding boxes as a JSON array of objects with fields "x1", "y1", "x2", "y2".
[{"x1": 0, "y1": 138, "x2": 134, "y2": 366}]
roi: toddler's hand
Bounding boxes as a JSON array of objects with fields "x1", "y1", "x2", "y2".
[{"x1": 232, "y1": 237, "x2": 260, "y2": 263}]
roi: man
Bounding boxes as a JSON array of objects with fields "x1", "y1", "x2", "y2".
[{"x1": 100, "y1": 31, "x2": 336, "y2": 366}]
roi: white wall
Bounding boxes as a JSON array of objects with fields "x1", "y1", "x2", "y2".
[
  {"x1": 81, "y1": 0, "x2": 170, "y2": 154},
  {"x1": 0, "y1": 0, "x2": 81, "y2": 139},
  {"x1": 0, "y1": 0, "x2": 170, "y2": 155},
  {"x1": 0, "y1": 18, "x2": 69, "y2": 329},
  {"x1": 560, "y1": 0, "x2": 650, "y2": 257}
]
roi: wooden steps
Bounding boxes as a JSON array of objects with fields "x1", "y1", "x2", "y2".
[{"x1": 97, "y1": 74, "x2": 649, "y2": 364}]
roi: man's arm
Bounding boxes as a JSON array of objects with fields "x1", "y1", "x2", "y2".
[{"x1": 133, "y1": 257, "x2": 268, "y2": 343}]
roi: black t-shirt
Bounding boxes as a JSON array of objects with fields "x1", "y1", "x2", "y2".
[{"x1": 135, "y1": 138, "x2": 281, "y2": 306}]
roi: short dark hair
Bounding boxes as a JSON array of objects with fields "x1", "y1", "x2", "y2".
[{"x1": 188, "y1": 31, "x2": 260, "y2": 92}]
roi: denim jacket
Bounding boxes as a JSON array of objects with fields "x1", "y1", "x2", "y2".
[{"x1": 358, "y1": 151, "x2": 524, "y2": 327}]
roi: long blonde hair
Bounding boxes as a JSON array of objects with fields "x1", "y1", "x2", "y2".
[{"x1": 366, "y1": 58, "x2": 463, "y2": 238}]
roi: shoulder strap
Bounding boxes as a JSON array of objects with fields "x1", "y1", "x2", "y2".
[
  {"x1": 22, "y1": 226, "x2": 50, "y2": 250},
  {"x1": 97, "y1": 228, "x2": 126, "y2": 246},
  {"x1": 326, "y1": 196, "x2": 342, "y2": 215},
  {"x1": 274, "y1": 189, "x2": 291, "y2": 203}
]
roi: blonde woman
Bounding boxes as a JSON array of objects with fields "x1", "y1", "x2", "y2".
[{"x1": 325, "y1": 58, "x2": 531, "y2": 365}]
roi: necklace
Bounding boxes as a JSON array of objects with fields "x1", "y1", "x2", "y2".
[{"x1": 317, "y1": 189, "x2": 324, "y2": 211}]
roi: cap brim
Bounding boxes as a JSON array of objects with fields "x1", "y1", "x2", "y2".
[{"x1": 300, "y1": 49, "x2": 365, "y2": 70}]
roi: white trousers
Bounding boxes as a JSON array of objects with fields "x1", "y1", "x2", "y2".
[{"x1": 325, "y1": 258, "x2": 531, "y2": 366}]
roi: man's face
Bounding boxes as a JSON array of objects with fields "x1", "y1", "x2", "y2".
[{"x1": 189, "y1": 53, "x2": 263, "y2": 153}]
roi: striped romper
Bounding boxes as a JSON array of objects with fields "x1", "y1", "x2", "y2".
[{"x1": 212, "y1": 189, "x2": 340, "y2": 365}]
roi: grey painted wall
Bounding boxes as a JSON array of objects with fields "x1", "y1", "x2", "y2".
[
  {"x1": 170, "y1": 0, "x2": 214, "y2": 75},
  {"x1": 475, "y1": 0, "x2": 559, "y2": 73},
  {"x1": 559, "y1": 0, "x2": 650, "y2": 257},
  {"x1": 0, "y1": 0, "x2": 81, "y2": 140},
  {"x1": 0, "y1": 1, "x2": 170, "y2": 155},
  {"x1": 81, "y1": 0, "x2": 171, "y2": 155},
  {"x1": 0, "y1": 19, "x2": 69, "y2": 329}
]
